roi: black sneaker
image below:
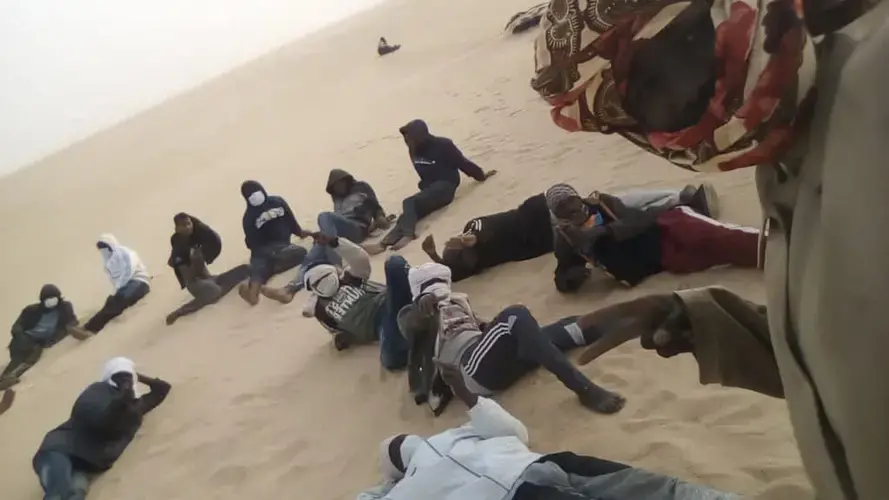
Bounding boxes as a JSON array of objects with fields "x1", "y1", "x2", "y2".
[{"x1": 333, "y1": 333, "x2": 352, "y2": 351}]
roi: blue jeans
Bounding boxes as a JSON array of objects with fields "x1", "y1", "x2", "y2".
[
  {"x1": 287, "y1": 212, "x2": 367, "y2": 292},
  {"x1": 377, "y1": 255, "x2": 411, "y2": 370},
  {"x1": 248, "y1": 244, "x2": 307, "y2": 284},
  {"x1": 33, "y1": 451, "x2": 90, "y2": 500}
]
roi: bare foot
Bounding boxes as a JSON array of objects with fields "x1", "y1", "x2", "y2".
[
  {"x1": 238, "y1": 283, "x2": 260, "y2": 306},
  {"x1": 0, "y1": 390, "x2": 15, "y2": 415},
  {"x1": 68, "y1": 326, "x2": 94, "y2": 341},
  {"x1": 390, "y1": 235, "x2": 415, "y2": 251},
  {"x1": 261, "y1": 286, "x2": 295, "y2": 304},
  {"x1": 578, "y1": 386, "x2": 626, "y2": 414},
  {"x1": 362, "y1": 242, "x2": 388, "y2": 255}
]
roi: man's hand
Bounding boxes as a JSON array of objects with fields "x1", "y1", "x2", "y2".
[
  {"x1": 311, "y1": 232, "x2": 339, "y2": 247},
  {"x1": 435, "y1": 361, "x2": 478, "y2": 408},
  {"x1": 110, "y1": 372, "x2": 136, "y2": 399},
  {"x1": 577, "y1": 293, "x2": 692, "y2": 365},
  {"x1": 482, "y1": 170, "x2": 498, "y2": 180},
  {"x1": 421, "y1": 235, "x2": 437, "y2": 255},
  {"x1": 416, "y1": 294, "x2": 439, "y2": 317}
]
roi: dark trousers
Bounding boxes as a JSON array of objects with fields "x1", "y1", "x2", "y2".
[
  {"x1": 170, "y1": 264, "x2": 251, "y2": 319},
  {"x1": 462, "y1": 306, "x2": 602, "y2": 395},
  {"x1": 381, "y1": 181, "x2": 457, "y2": 245},
  {"x1": 2, "y1": 335, "x2": 43, "y2": 379},
  {"x1": 84, "y1": 280, "x2": 150, "y2": 333},
  {"x1": 248, "y1": 244, "x2": 307, "y2": 284},
  {"x1": 33, "y1": 451, "x2": 90, "y2": 500},
  {"x1": 377, "y1": 255, "x2": 412, "y2": 370},
  {"x1": 657, "y1": 206, "x2": 759, "y2": 272}
]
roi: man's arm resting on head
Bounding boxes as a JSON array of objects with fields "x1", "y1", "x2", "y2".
[{"x1": 135, "y1": 374, "x2": 172, "y2": 415}]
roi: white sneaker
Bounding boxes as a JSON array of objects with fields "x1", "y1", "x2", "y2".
[{"x1": 302, "y1": 293, "x2": 318, "y2": 318}]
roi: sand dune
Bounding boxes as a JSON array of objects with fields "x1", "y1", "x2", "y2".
[{"x1": 0, "y1": 0, "x2": 810, "y2": 498}]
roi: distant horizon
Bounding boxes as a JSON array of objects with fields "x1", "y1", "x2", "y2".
[{"x1": 0, "y1": 0, "x2": 385, "y2": 176}]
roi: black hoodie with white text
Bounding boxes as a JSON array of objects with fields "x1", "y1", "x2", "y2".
[{"x1": 240, "y1": 180, "x2": 303, "y2": 251}]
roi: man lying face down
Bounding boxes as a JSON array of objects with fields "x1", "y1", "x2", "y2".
[
  {"x1": 32, "y1": 357, "x2": 171, "y2": 500},
  {"x1": 1, "y1": 285, "x2": 90, "y2": 389},
  {"x1": 165, "y1": 213, "x2": 250, "y2": 325},
  {"x1": 357, "y1": 363, "x2": 738, "y2": 500},
  {"x1": 422, "y1": 184, "x2": 718, "y2": 282},
  {"x1": 404, "y1": 262, "x2": 624, "y2": 414},
  {"x1": 547, "y1": 183, "x2": 760, "y2": 292}
]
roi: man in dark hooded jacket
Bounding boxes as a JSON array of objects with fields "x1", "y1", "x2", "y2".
[
  {"x1": 32, "y1": 357, "x2": 170, "y2": 500},
  {"x1": 238, "y1": 180, "x2": 309, "y2": 305},
  {"x1": 266, "y1": 169, "x2": 393, "y2": 302},
  {"x1": 365, "y1": 120, "x2": 497, "y2": 254},
  {"x1": 1, "y1": 285, "x2": 90, "y2": 388},
  {"x1": 165, "y1": 213, "x2": 250, "y2": 325}
]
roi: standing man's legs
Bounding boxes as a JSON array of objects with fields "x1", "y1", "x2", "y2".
[
  {"x1": 378, "y1": 255, "x2": 412, "y2": 370},
  {"x1": 34, "y1": 451, "x2": 89, "y2": 500}
]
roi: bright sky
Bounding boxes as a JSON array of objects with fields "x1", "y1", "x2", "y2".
[{"x1": 0, "y1": 0, "x2": 382, "y2": 174}]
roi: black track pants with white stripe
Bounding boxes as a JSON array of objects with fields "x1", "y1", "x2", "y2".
[{"x1": 462, "y1": 305, "x2": 601, "y2": 395}]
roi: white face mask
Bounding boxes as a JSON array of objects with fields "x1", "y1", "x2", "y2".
[
  {"x1": 99, "y1": 247, "x2": 113, "y2": 260},
  {"x1": 247, "y1": 191, "x2": 266, "y2": 207},
  {"x1": 43, "y1": 297, "x2": 59, "y2": 308}
]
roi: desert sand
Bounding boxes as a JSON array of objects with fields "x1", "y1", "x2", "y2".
[{"x1": 0, "y1": 0, "x2": 812, "y2": 498}]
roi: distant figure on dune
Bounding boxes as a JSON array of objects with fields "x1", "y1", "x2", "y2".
[
  {"x1": 279, "y1": 169, "x2": 393, "y2": 303},
  {"x1": 546, "y1": 183, "x2": 757, "y2": 292},
  {"x1": 83, "y1": 234, "x2": 151, "y2": 334},
  {"x1": 165, "y1": 213, "x2": 250, "y2": 325},
  {"x1": 357, "y1": 363, "x2": 735, "y2": 500},
  {"x1": 237, "y1": 180, "x2": 308, "y2": 305},
  {"x1": 421, "y1": 184, "x2": 717, "y2": 282},
  {"x1": 263, "y1": 234, "x2": 412, "y2": 371},
  {"x1": 377, "y1": 37, "x2": 401, "y2": 56},
  {"x1": 405, "y1": 262, "x2": 625, "y2": 414},
  {"x1": 32, "y1": 357, "x2": 170, "y2": 500},
  {"x1": 364, "y1": 120, "x2": 496, "y2": 254},
  {"x1": 1, "y1": 285, "x2": 90, "y2": 389}
]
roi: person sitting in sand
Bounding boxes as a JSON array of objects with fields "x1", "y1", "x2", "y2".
[
  {"x1": 32, "y1": 357, "x2": 170, "y2": 500},
  {"x1": 165, "y1": 213, "x2": 250, "y2": 325},
  {"x1": 358, "y1": 362, "x2": 736, "y2": 500},
  {"x1": 364, "y1": 120, "x2": 497, "y2": 254},
  {"x1": 263, "y1": 234, "x2": 411, "y2": 371},
  {"x1": 281, "y1": 169, "x2": 393, "y2": 299},
  {"x1": 377, "y1": 37, "x2": 401, "y2": 56},
  {"x1": 547, "y1": 183, "x2": 759, "y2": 292},
  {"x1": 406, "y1": 262, "x2": 625, "y2": 414},
  {"x1": 1, "y1": 285, "x2": 91, "y2": 389},
  {"x1": 237, "y1": 180, "x2": 309, "y2": 305},
  {"x1": 83, "y1": 234, "x2": 151, "y2": 334},
  {"x1": 422, "y1": 184, "x2": 718, "y2": 282}
]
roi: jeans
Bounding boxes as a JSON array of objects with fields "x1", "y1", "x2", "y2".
[
  {"x1": 170, "y1": 264, "x2": 251, "y2": 319},
  {"x1": 33, "y1": 451, "x2": 90, "y2": 500},
  {"x1": 377, "y1": 255, "x2": 412, "y2": 370},
  {"x1": 287, "y1": 212, "x2": 367, "y2": 292},
  {"x1": 463, "y1": 306, "x2": 601, "y2": 395},
  {"x1": 248, "y1": 244, "x2": 307, "y2": 284},
  {"x1": 617, "y1": 189, "x2": 682, "y2": 213},
  {"x1": 381, "y1": 181, "x2": 457, "y2": 245},
  {"x1": 84, "y1": 280, "x2": 150, "y2": 333}
]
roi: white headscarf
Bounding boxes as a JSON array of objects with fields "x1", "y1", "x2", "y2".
[
  {"x1": 379, "y1": 434, "x2": 424, "y2": 481},
  {"x1": 408, "y1": 263, "x2": 452, "y2": 301},
  {"x1": 100, "y1": 356, "x2": 140, "y2": 397}
]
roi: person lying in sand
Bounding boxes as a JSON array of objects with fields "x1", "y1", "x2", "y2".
[
  {"x1": 165, "y1": 214, "x2": 250, "y2": 325},
  {"x1": 263, "y1": 234, "x2": 412, "y2": 370},
  {"x1": 364, "y1": 120, "x2": 497, "y2": 254},
  {"x1": 358, "y1": 363, "x2": 736, "y2": 500},
  {"x1": 237, "y1": 180, "x2": 309, "y2": 305},
  {"x1": 83, "y1": 234, "x2": 151, "y2": 334},
  {"x1": 546, "y1": 183, "x2": 759, "y2": 292},
  {"x1": 406, "y1": 262, "x2": 625, "y2": 414},
  {"x1": 531, "y1": 1, "x2": 889, "y2": 496},
  {"x1": 32, "y1": 357, "x2": 170, "y2": 500},
  {"x1": 1, "y1": 285, "x2": 91, "y2": 389},
  {"x1": 283, "y1": 169, "x2": 393, "y2": 297},
  {"x1": 421, "y1": 184, "x2": 718, "y2": 282},
  {"x1": 377, "y1": 37, "x2": 401, "y2": 56}
]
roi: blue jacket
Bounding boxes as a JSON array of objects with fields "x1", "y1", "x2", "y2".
[{"x1": 400, "y1": 120, "x2": 485, "y2": 190}]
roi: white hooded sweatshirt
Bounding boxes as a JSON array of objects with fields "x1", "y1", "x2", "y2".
[
  {"x1": 357, "y1": 397, "x2": 541, "y2": 500},
  {"x1": 98, "y1": 234, "x2": 150, "y2": 292}
]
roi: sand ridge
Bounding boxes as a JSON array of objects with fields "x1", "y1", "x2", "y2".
[{"x1": 0, "y1": 0, "x2": 810, "y2": 498}]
